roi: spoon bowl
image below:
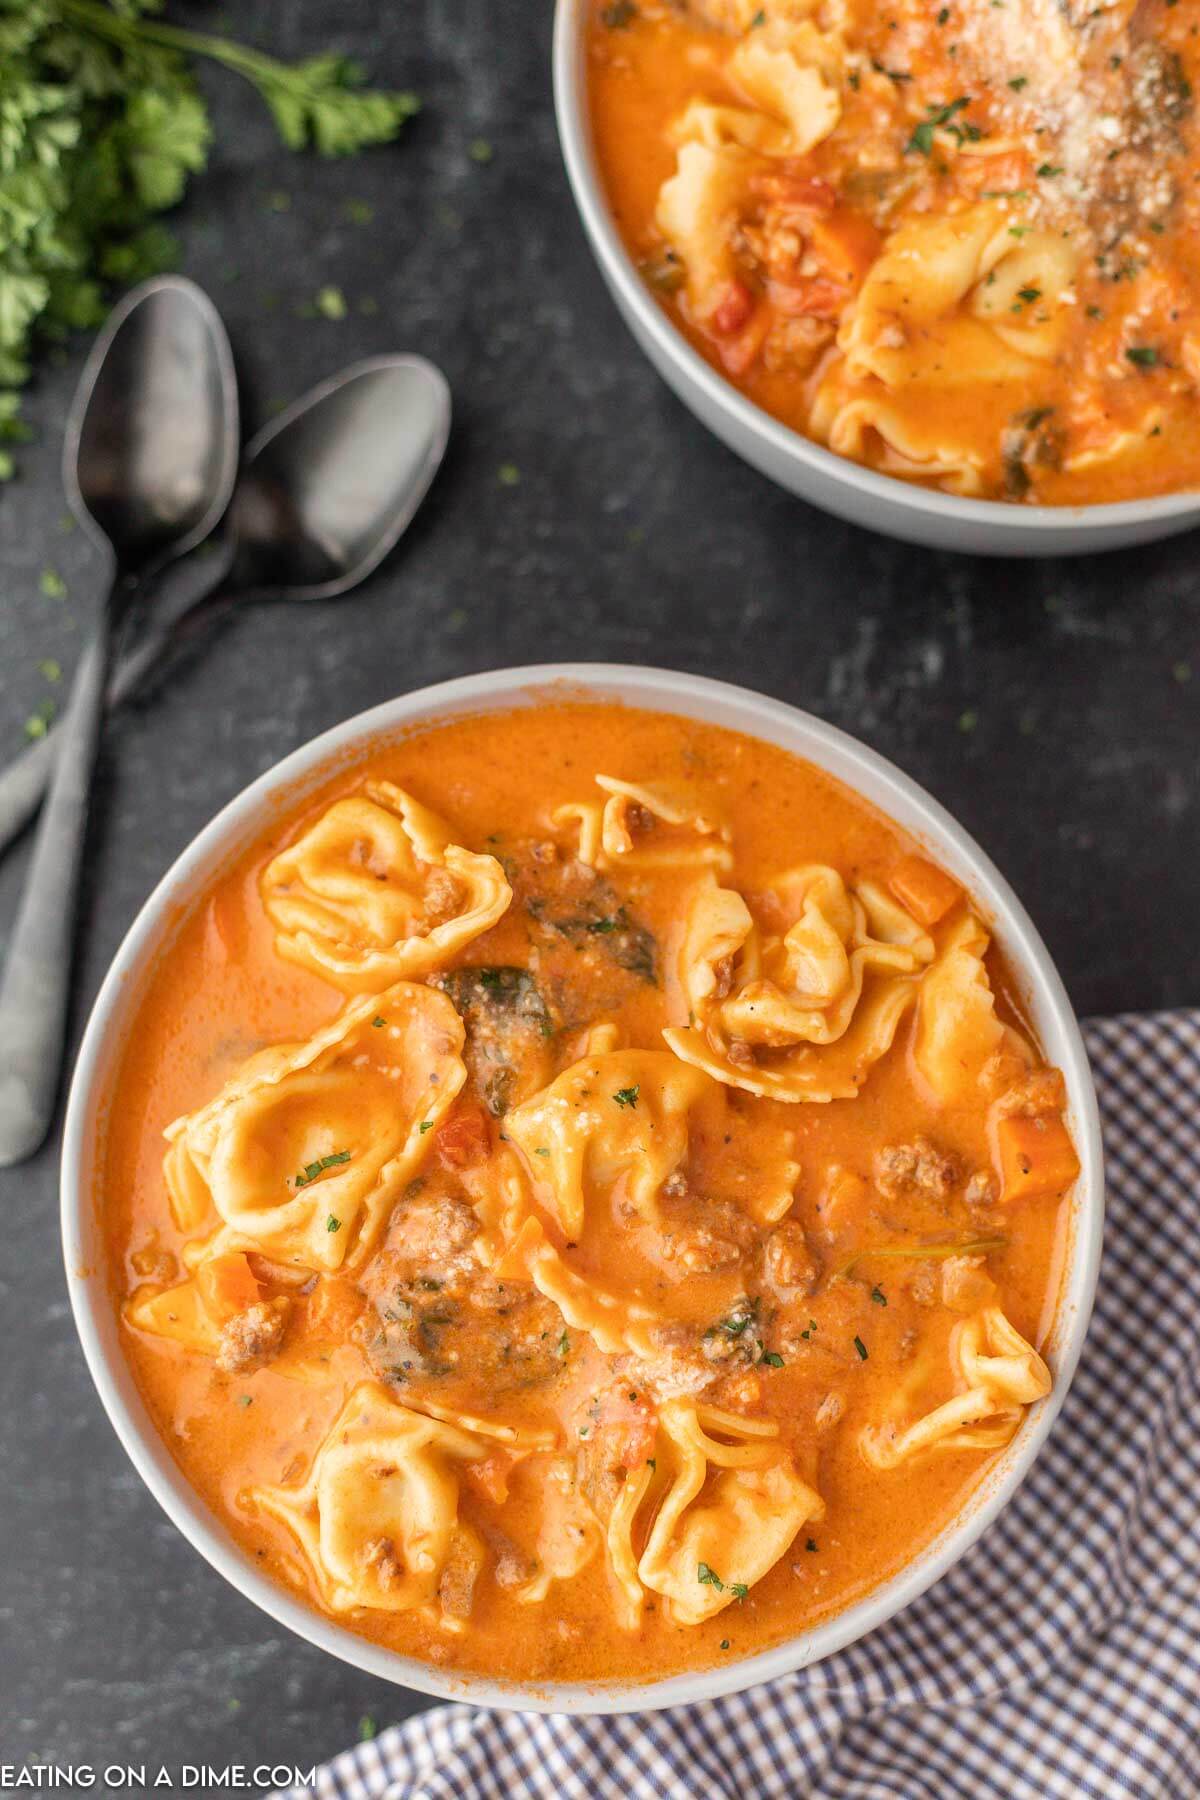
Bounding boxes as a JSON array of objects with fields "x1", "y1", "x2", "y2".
[
  {"x1": 229, "y1": 355, "x2": 452, "y2": 598},
  {"x1": 64, "y1": 275, "x2": 239, "y2": 573}
]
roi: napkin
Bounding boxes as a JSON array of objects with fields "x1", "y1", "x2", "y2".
[{"x1": 273, "y1": 1011, "x2": 1200, "y2": 1800}]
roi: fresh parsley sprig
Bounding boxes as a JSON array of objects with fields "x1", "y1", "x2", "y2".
[{"x1": 0, "y1": 0, "x2": 419, "y2": 474}]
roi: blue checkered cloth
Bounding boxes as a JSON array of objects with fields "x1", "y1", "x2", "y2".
[{"x1": 274, "y1": 1011, "x2": 1200, "y2": 1800}]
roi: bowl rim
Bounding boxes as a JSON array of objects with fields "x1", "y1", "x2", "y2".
[
  {"x1": 61, "y1": 662, "x2": 1105, "y2": 1714},
  {"x1": 551, "y1": 0, "x2": 1200, "y2": 538}
]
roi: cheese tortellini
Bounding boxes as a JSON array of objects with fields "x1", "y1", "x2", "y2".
[
  {"x1": 912, "y1": 912, "x2": 1031, "y2": 1108},
  {"x1": 664, "y1": 867, "x2": 933, "y2": 1100},
  {"x1": 260, "y1": 781, "x2": 511, "y2": 991},
  {"x1": 813, "y1": 205, "x2": 1082, "y2": 495},
  {"x1": 606, "y1": 1400, "x2": 823, "y2": 1627},
  {"x1": 500, "y1": 1047, "x2": 798, "y2": 1354},
  {"x1": 552, "y1": 774, "x2": 733, "y2": 873},
  {"x1": 254, "y1": 1382, "x2": 555, "y2": 1614},
  {"x1": 164, "y1": 983, "x2": 466, "y2": 1273},
  {"x1": 861, "y1": 1301, "x2": 1051, "y2": 1470},
  {"x1": 656, "y1": 20, "x2": 844, "y2": 323}
]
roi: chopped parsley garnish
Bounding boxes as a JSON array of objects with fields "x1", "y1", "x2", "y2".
[
  {"x1": 870, "y1": 1285, "x2": 888, "y2": 1307},
  {"x1": 906, "y1": 97, "x2": 973, "y2": 155},
  {"x1": 534, "y1": 1146, "x2": 550, "y2": 1157},
  {"x1": 697, "y1": 1562, "x2": 724, "y2": 1590},
  {"x1": 854, "y1": 1335, "x2": 869, "y2": 1361},
  {"x1": 613, "y1": 1085, "x2": 640, "y2": 1109},
  {"x1": 1036, "y1": 163, "x2": 1063, "y2": 178},
  {"x1": 1016, "y1": 286, "x2": 1042, "y2": 304},
  {"x1": 372, "y1": 1015, "x2": 386, "y2": 1028},
  {"x1": 750, "y1": 6, "x2": 767, "y2": 23},
  {"x1": 730, "y1": 1582, "x2": 750, "y2": 1601},
  {"x1": 419, "y1": 1119, "x2": 434, "y2": 1133},
  {"x1": 326, "y1": 1214, "x2": 341, "y2": 1233},
  {"x1": 237, "y1": 1394, "x2": 253, "y2": 1408},
  {"x1": 708, "y1": 1299, "x2": 760, "y2": 1340},
  {"x1": 358, "y1": 1717, "x2": 377, "y2": 1743},
  {"x1": 294, "y1": 1150, "x2": 351, "y2": 1187},
  {"x1": 1007, "y1": 75, "x2": 1028, "y2": 90},
  {"x1": 871, "y1": 59, "x2": 912, "y2": 83},
  {"x1": 805, "y1": 1538, "x2": 819, "y2": 1552},
  {"x1": 1126, "y1": 346, "x2": 1160, "y2": 368},
  {"x1": 762, "y1": 1351, "x2": 785, "y2": 1367}
]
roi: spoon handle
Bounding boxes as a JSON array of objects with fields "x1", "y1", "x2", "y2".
[
  {"x1": 0, "y1": 543, "x2": 235, "y2": 859},
  {"x1": 0, "y1": 597, "x2": 113, "y2": 1165}
]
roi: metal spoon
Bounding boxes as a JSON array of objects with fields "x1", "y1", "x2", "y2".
[
  {"x1": 0, "y1": 276, "x2": 239, "y2": 1166},
  {"x1": 0, "y1": 354, "x2": 452, "y2": 860}
]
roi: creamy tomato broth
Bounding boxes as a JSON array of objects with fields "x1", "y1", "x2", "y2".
[
  {"x1": 101, "y1": 704, "x2": 1078, "y2": 1683},
  {"x1": 587, "y1": 0, "x2": 1200, "y2": 503}
]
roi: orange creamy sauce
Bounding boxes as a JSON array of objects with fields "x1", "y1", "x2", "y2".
[
  {"x1": 588, "y1": 0, "x2": 1200, "y2": 503},
  {"x1": 100, "y1": 704, "x2": 1073, "y2": 1684}
]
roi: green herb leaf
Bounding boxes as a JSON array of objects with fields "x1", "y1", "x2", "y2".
[
  {"x1": 854, "y1": 1334, "x2": 869, "y2": 1360},
  {"x1": 1126, "y1": 346, "x2": 1160, "y2": 367},
  {"x1": 613, "y1": 1085, "x2": 640, "y2": 1109},
  {"x1": 294, "y1": 1150, "x2": 352, "y2": 1187},
  {"x1": 730, "y1": 1582, "x2": 749, "y2": 1600},
  {"x1": 326, "y1": 1214, "x2": 341, "y2": 1233},
  {"x1": 762, "y1": 1351, "x2": 785, "y2": 1367},
  {"x1": 697, "y1": 1562, "x2": 724, "y2": 1589}
]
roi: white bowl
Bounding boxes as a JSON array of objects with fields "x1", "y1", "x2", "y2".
[
  {"x1": 553, "y1": 0, "x2": 1200, "y2": 556},
  {"x1": 63, "y1": 664, "x2": 1104, "y2": 1711}
]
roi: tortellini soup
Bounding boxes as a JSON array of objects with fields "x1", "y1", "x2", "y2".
[
  {"x1": 587, "y1": 0, "x2": 1200, "y2": 503},
  {"x1": 102, "y1": 704, "x2": 1077, "y2": 1684}
]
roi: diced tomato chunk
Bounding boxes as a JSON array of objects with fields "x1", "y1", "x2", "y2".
[
  {"x1": 710, "y1": 279, "x2": 756, "y2": 337},
  {"x1": 436, "y1": 1102, "x2": 491, "y2": 1169}
]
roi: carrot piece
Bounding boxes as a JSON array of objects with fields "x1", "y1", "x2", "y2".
[
  {"x1": 888, "y1": 854, "x2": 964, "y2": 927},
  {"x1": 997, "y1": 1115, "x2": 1080, "y2": 1203},
  {"x1": 808, "y1": 209, "x2": 880, "y2": 289},
  {"x1": 195, "y1": 1252, "x2": 262, "y2": 1323}
]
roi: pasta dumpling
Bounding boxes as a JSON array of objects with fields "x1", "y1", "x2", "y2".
[
  {"x1": 253, "y1": 1382, "x2": 553, "y2": 1614},
  {"x1": 812, "y1": 208, "x2": 1081, "y2": 495},
  {"x1": 164, "y1": 984, "x2": 466, "y2": 1273},
  {"x1": 664, "y1": 868, "x2": 933, "y2": 1100},
  {"x1": 656, "y1": 18, "x2": 843, "y2": 323},
  {"x1": 552, "y1": 774, "x2": 732, "y2": 873},
  {"x1": 505, "y1": 1048, "x2": 716, "y2": 1240},
  {"x1": 606, "y1": 1400, "x2": 823, "y2": 1627},
  {"x1": 861, "y1": 1296, "x2": 1051, "y2": 1470},
  {"x1": 499, "y1": 1047, "x2": 798, "y2": 1353},
  {"x1": 260, "y1": 781, "x2": 511, "y2": 991},
  {"x1": 912, "y1": 912, "x2": 1031, "y2": 1109}
]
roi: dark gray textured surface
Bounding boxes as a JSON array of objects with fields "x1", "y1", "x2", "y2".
[{"x1": 1, "y1": 0, "x2": 1197, "y2": 1785}]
